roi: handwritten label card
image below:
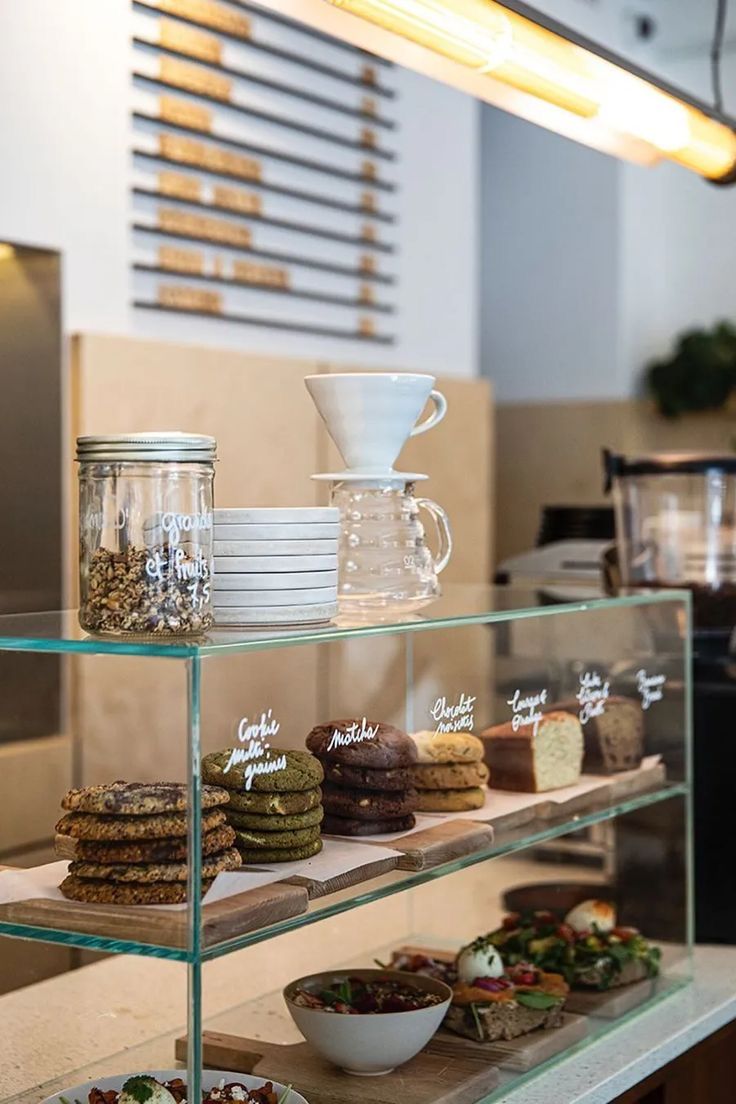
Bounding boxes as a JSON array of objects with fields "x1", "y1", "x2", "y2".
[
  {"x1": 636, "y1": 669, "x2": 666, "y2": 710},
  {"x1": 327, "y1": 717, "x2": 379, "y2": 751},
  {"x1": 576, "y1": 670, "x2": 610, "y2": 725},
  {"x1": 507, "y1": 688, "x2": 548, "y2": 735},
  {"x1": 430, "y1": 692, "x2": 476, "y2": 733},
  {"x1": 224, "y1": 709, "x2": 286, "y2": 790}
]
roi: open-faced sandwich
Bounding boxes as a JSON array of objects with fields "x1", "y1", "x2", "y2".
[
  {"x1": 444, "y1": 938, "x2": 568, "y2": 1041},
  {"x1": 390, "y1": 939, "x2": 568, "y2": 1042},
  {"x1": 487, "y1": 900, "x2": 661, "y2": 991}
]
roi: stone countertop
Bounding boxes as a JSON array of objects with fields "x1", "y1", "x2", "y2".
[{"x1": 3, "y1": 941, "x2": 736, "y2": 1103}]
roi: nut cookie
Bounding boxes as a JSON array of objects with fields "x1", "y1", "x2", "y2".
[
  {"x1": 318, "y1": 759, "x2": 412, "y2": 792},
  {"x1": 226, "y1": 806, "x2": 323, "y2": 832},
  {"x1": 55, "y1": 807, "x2": 227, "y2": 841},
  {"x1": 60, "y1": 874, "x2": 214, "y2": 905},
  {"x1": 307, "y1": 720, "x2": 417, "y2": 768},
  {"x1": 67, "y1": 824, "x2": 236, "y2": 864},
  {"x1": 411, "y1": 761, "x2": 489, "y2": 791},
  {"x1": 203, "y1": 748, "x2": 323, "y2": 792},
  {"x1": 61, "y1": 781, "x2": 229, "y2": 815},
  {"x1": 410, "y1": 731, "x2": 484, "y2": 764},
  {"x1": 68, "y1": 846, "x2": 241, "y2": 883},
  {"x1": 232, "y1": 825, "x2": 321, "y2": 851},
  {"x1": 321, "y1": 812, "x2": 416, "y2": 836},
  {"x1": 414, "y1": 787, "x2": 486, "y2": 812},
  {"x1": 321, "y1": 782, "x2": 416, "y2": 821},
  {"x1": 236, "y1": 837, "x2": 323, "y2": 864},
  {"x1": 225, "y1": 787, "x2": 322, "y2": 815}
]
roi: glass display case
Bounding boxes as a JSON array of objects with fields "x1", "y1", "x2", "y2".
[{"x1": 0, "y1": 586, "x2": 691, "y2": 1104}]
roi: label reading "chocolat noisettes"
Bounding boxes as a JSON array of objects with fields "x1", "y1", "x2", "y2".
[
  {"x1": 224, "y1": 709, "x2": 286, "y2": 791},
  {"x1": 430, "y1": 692, "x2": 476, "y2": 733}
]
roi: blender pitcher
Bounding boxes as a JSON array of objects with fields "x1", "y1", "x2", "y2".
[{"x1": 330, "y1": 479, "x2": 452, "y2": 611}]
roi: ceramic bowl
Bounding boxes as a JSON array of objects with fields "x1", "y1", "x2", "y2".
[{"x1": 283, "y1": 968, "x2": 452, "y2": 1076}]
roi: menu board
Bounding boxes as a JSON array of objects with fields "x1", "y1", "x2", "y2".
[{"x1": 131, "y1": 0, "x2": 397, "y2": 341}]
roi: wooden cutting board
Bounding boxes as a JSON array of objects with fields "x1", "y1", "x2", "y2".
[
  {"x1": 176, "y1": 1031, "x2": 500, "y2": 1104},
  {"x1": 0, "y1": 881, "x2": 308, "y2": 950},
  {"x1": 428, "y1": 1014, "x2": 588, "y2": 1072},
  {"x1": 358, "y1": 820, "x2": 495, "y2": 871},
  {"x1": 282, "y1": 853, "x2": 400, "y2": 898},
  {"x1": 565, "y1": 978, "x2": 657, "y2": 1018}
]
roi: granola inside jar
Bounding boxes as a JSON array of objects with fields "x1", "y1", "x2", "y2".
[{"x1": 77, "y1": 433, "x2": 216, "y2": 636}]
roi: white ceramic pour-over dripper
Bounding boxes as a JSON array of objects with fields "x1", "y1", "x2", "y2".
[{"x1": 304, "y1": 372, "x2": 447, "y2": 475}]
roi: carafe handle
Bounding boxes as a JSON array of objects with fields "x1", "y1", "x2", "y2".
[{"x1": 416, "y1": 497, "x2": 453, "y2": 574}]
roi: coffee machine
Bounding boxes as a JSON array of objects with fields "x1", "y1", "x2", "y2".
[{"x1": 605, "y1": 450, "x2": 736, "y2": 942}]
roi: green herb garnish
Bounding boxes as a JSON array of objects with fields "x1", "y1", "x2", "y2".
[
  {"x1": 469, "y1": 1002, "x2": 484, "y2": 1041},
  {"x1": 515, "y1": 990, "x2": 562, "y2": 1011},
  {"x1": 373, "y1": 958, "x2": 390, "y2": 969},
  {"x1": 120, "y1": 1076, "x2": 156, "y2": 1103},
  {"x1": 277, "y1": 1085, "x2": 293, "y2": 1104}
]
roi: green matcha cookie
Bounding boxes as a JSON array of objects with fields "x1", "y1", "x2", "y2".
[
  {"x1": 225, "y1": 787, "x2": 322, "y2": 815},
  {"x1": 237, "y1": 837, "x2": 323, "y2": 864},
  {"x1": 227, "y1": 806, "x2": 323, "y2": 832},
  {"x1": 233, "y1": 825, "x2": 321, "y2": 851},
  {"x1": 203, "y1": 748, "x2": 323, "y2": 793}
]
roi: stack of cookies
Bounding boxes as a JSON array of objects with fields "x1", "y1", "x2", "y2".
[
  {"x1": 409, "y1": 731, "x2": 489, "y2": 812},
  {"x1": 306, "y1": 719, "x2": 418, "y2": 836},
  {"x1": 55, "y1": 782, "x2": 241, "y2": 905},
  {"x1": 202, "y1": 748, "x2": 324, "y2": 863}
]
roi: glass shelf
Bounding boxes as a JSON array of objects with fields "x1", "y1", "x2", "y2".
[
  {"x1": 0, "y1": 585, "x2": 690, "y2": 657},
  {"x1": 0, "y1": 780, "x2": 687, "y2": 963}
]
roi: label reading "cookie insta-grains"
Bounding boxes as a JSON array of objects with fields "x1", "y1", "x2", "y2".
[
  {"x1": 430, "y1": 692, "x2": 476, "y2": 733},
  {"x1": 507, "y1": 688, "x2": 548, "y2": 735},
  {"x1": 327, "y1": 717, "x2": 379, "y2": 751},
  {"x1": 224, "y1": 709, "x2": 287, "y2": 790}
]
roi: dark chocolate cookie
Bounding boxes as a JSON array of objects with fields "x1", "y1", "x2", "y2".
[
  {"x1": 321, "y1": 782, "x2": 417, "y2": 821},
  {"x1": 318, "y1": 758, "x2": 412, "y2": 792},
  {"x1": 306, "y1": 720, "x2": 417, "y2": 768},
  {"x1": 322, "y1": 813, "x2": 416, "y2": 836}
]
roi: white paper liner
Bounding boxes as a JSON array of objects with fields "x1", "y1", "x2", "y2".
[
  {"x1": 0, "y1": 860, "x2": 286, "y2": 911},
  {"x1": 418, "y1": 754, "x2": 665, "y2": 823},
  {"x1": 238, "y1": 836, "x2": 401, "y2": 879}
]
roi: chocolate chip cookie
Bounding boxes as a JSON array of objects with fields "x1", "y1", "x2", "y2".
[
  {"x1": 61, "y1": 781, "x2": 229, "y2": 815},
  {"x1": 66, "y1": 823, "x2": 236, "y2": 863},
  {"x1": 414, "y1": 787, "x2": 486, "y2": 812},
  {"x1": 55, "y1": 807, "x2": 227, "y2": 841},
  {"x1": 410, "y1": 731, "x2": 484, "y2": 764},
  {"x1": 68, "y1": 846, "x2": 241, "y2": 883},
  {"x1": 307, "y1": 720, "x2": 417, "y2": 768},
  {"x1": 60, "y1": 874, "x2": 214, "y2": 905}
]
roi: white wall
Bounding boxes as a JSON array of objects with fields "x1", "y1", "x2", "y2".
[{"x1": 0, "y1": 0, "x2": 479, "y2": 378}]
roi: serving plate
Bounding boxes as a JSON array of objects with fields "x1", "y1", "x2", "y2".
[{"x1": 42, "y1": 1068, "x2": 308, "y2": 1103}]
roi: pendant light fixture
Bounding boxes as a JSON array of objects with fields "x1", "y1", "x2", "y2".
[{"x1": 296, "y1": 0, "x2": 736, "y2": 181}]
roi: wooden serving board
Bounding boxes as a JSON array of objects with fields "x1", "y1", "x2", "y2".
[
  {"x1": 428, "y1": 1013, "x2": 588, "y2": 1072},
  {"x1": 282, "y1": 853, "x2": 400, "y2": 898},
  {"x1": 565, "y1": 978, "x2": 657, "y2": 1018},
  {"x1": 0, "y1": 881, "x2": 308, "y2": 950},
  {"x1": 360, "y1": 820, "x2": 495, "y2": 871},
  {"x1": 176, "y1": 1031, "x2": 500, "y2": 1104},
  {"x1": 539, "y1": 761, "x2": 667, "y2": 823}
]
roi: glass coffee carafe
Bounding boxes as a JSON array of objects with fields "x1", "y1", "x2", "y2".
[{"x1": 330, "y1": 479, "x2": 452, "y2": 612}]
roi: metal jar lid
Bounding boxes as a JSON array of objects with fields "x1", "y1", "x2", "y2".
[
  {"x1": 76, "y1": 432, "x2": 217, "y2": 463},
  {"x1": 603, "y1": 448, "x2": 736, "y2": 491}
]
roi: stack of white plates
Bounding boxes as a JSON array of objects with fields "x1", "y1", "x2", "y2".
[{"x1": 213, "y1": 507, "x2": 340, "y2": 626}]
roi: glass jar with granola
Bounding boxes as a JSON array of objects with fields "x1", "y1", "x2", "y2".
[{"x1": 77, "y1": 433, "x2": 216, "y2": 636}]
